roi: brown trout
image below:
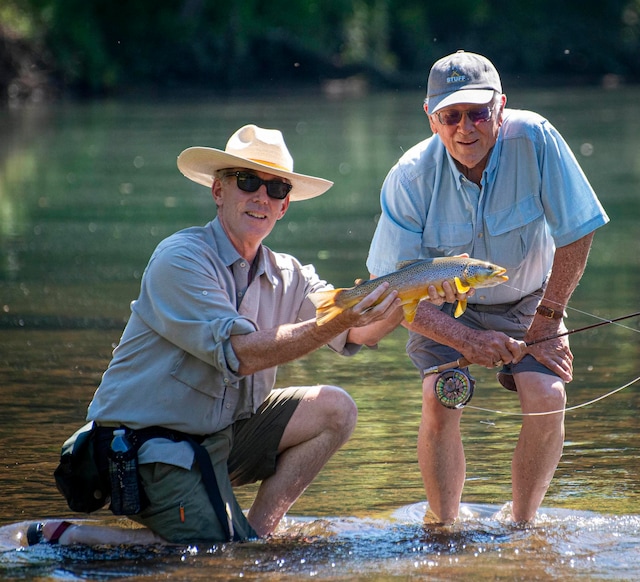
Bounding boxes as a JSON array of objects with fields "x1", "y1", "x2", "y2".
[{"x1": 309, "y1": 257, "x2": 508, "y2": 326}]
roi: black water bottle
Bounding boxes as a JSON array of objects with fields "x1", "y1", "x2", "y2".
[{"x1": 108, "y1": 429, "x2": 141, "y2": 515}]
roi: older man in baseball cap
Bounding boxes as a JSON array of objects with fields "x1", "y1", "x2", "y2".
[{"x1": 367, "y1": 50, "x2": 608, "y2": 524}]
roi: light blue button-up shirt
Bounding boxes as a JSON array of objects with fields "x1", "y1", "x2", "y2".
[
  {"x1": 366, "y1": 109, "x2": 609, "y2": 304},
  {"x1": 88, "y1": 218, "x2": 357, "y2": 468}
]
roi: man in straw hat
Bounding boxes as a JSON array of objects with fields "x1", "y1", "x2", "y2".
[
  {"x1": 365, "y1": 51, "x2": 609, "y2": 525},
  {"x1": 29, "y1": 124, "x2": 459, "y2": 546}
]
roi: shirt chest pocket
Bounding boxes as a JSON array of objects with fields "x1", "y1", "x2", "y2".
[
  {"x1": 484, "y1": 195, "x2": 545, "y2": 269},
  {"x1": 421, "y1": 221, "x2": 473, "y2": 255},
  {"x1": 171, "y1": 351, "x2": 231, "y2": 399}
]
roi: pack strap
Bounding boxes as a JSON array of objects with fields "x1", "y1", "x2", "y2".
[
  {"x1": 185, "y1": 436, "x2": 238, "y2": 541},
  {"x1": 108, "y1": 425, "x2": 241, "y2": 542}
]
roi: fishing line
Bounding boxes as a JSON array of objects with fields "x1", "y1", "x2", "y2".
[
  {"x1": 527, "y1": 311, "x2": 640, "y2": 346},
  {"x1": 431, "y1": 283, "x2": 640, "y2": 414},
  {"x1": 464, "y1": 374, "x2": 640, "y2": 417},
  {"x1": 501, "y1": 282, "x2": 640, "y2": 335}
]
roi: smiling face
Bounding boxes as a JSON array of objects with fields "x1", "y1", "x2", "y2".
[
  {"x1": 425, "y1": 94, "x2": 506, "y2": 182},
  {"x1": 212, "y1": 168, "x2": 291, "y2": 261}
]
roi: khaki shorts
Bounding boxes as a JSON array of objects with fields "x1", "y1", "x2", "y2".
[
  {"x1": 229, "y1": 386, "x2": 309, "y2": 485},
  {"x1": 132, "y1": 386, "x2": 308, "y2": 543}
]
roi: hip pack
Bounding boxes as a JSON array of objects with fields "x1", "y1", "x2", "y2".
[
  {"x1": 53, "y1": 422, "x2": 255, "y2": 542},
  {"x1": 54, "y1": 421, "x2": 108, "y2": 513}
]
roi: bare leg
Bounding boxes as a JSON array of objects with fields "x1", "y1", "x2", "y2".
[
  {"x1": 417, "y1": 376, "x2": 465, "y2": 524},
  {"x1": 38, "y1": 521, "x2": 167, "y2": 545},
  {"x1": 511, "y1": 371, "x2": 566, "y2": 522},
  {"x1": 246, "y1": 385, "x2": 357, "y2": 537}
]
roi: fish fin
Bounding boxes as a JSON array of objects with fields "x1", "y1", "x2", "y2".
[
  {"x1": 454, "y1": 299, "x2": 467, "y2": 318},
  {"x1": 396, "y1": 259, "x2": 423, "y2": 270},
  {"x1": 453, "y1": 276, "x2": 471, "y2": 294},
  {"x1": 453, "y1": 277, "x2": 470, "y2": 318},
  {"x1": 308, "y1": 289, "x2": 347, "y2": 326},
  {"x1": 402, "y1": 301, "x2": 420, "y2": 323},
  {"x1": 353, "y1": 278, "x2": 365, "y2": 285}
]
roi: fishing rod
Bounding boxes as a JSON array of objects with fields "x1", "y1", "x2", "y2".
[
  {"x1": 424, "y1": 310, "x2": 640, "y2": 409},
  {"x1": 527, "y1": 310, "x2": 640, "y2": 346},
  {"x1": 425, "y1": 310, "x2": 640, "y2": 376}
]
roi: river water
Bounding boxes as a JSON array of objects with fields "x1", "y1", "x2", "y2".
[{"x1": 0, "y1": 86, "x2": 639, "y2": 580}]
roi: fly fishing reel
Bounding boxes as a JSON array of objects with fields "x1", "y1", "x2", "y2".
[{"x1": 434, "y1": 369, "x2": 474, "y2": 409}]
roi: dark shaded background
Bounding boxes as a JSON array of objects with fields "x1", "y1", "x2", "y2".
[{"x1": 2, "y1": 0, "x2": 639, "y2": 101}]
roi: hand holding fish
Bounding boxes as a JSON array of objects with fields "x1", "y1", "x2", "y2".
[
  {"x1": 328, "y1": 281, "x2": 402, "y2": 329},
  {"x1": 425, "y1": 279, "x2": 475, "y2": 307},
  {"x1": 309, "y1": 256, "x2": 508, "y2": 326}
]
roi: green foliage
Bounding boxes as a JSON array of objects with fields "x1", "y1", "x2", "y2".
[
  {"x1": 11, "y1": 0, "x2": 640, "y2": 94},
  {"x1": 0, "y1": 1, "x2": 36, "y2": 37}
]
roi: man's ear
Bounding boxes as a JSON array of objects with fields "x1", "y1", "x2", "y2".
[
  {"x1": 212, "y1": 178, "x2": 223, "y2": 207},
  {"x1": 496, "y1": 94, "x2": 507, "y2": 127},
  {"x1": 276, "y1": 196, "x2": 291, "y2": 220}
]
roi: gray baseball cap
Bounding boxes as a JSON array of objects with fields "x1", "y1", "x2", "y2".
[{"x1": 426, "y1": 51, "x2": 502, "y2": 114}]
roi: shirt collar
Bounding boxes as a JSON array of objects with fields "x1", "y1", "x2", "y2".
[
  {"x1": 210, "y1": 217, "x2": 272, "y2": 284},
  {"x1": 210, "y1": 217, "x2": 243, "y2": 267},
  {"x1": 483, "y1": 126, "x2": 503, "y2": 184},
  {"x1": 444, "y1": 149, "x2": 465, "y2": 190}
]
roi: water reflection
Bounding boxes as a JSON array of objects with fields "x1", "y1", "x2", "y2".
[{"x1": 0, "y1": 87, "x2": 639, "y2": 579}]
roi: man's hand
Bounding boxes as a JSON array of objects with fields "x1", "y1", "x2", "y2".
[
  {"x1": 425, "y1": 279, "x2": 476, "y2": 306},
  {"x1": 525, "y1": 318, "x2": 574, "y2": 382},
  {"x1": 459, "y1": 329, "x2": 527, "y2": 369},
  {"x1": 424, "y1": 254, "x2": 476, "y2": 306},
  {"x1": 338, "y1": 281, "x2": 402, "y2": 328}
]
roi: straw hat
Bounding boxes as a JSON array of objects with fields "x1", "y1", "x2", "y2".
[{"x1": 177, "y1": 124, "x2": 333, "y2": 201}]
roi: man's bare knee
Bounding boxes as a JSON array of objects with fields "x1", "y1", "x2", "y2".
[
  {"x1": 314, "y1": 384, "x2": 358, "y2": 436},
  {"x1": 280, "y1": 385, "x2": 357, "y2": 451}
]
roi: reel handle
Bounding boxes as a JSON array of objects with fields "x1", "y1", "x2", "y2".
[{"x1": 423, "y1": 357, "x2": 471, "y2": 376}]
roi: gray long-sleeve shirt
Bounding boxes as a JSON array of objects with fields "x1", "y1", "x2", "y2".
[{"x1": 87, "y1": 217, "x2": 357, "y2": 468}]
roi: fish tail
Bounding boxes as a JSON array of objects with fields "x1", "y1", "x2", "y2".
[{"x1": 308, "y1": 289, "x2": 348, "y2": 326}]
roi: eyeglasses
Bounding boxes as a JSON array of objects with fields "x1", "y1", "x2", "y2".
[
  {"x1": 435, "y1": 105, "x2": 494, "y2": 126},
  {"x1": 224, "y1": 171, "x2": 292, "y2": 200}
]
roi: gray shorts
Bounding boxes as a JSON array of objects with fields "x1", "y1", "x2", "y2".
[{"x1": 407, "y1": 292, "x2": 556, "y2": 389}]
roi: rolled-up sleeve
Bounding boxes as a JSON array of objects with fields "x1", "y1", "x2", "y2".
[{"x1": 133, "y1": 240, "x2": 256, "y2": 377}]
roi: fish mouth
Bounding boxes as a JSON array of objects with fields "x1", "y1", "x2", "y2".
[{"x1": 493, "y1": 267, "x2": 509, "y2": 282}]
